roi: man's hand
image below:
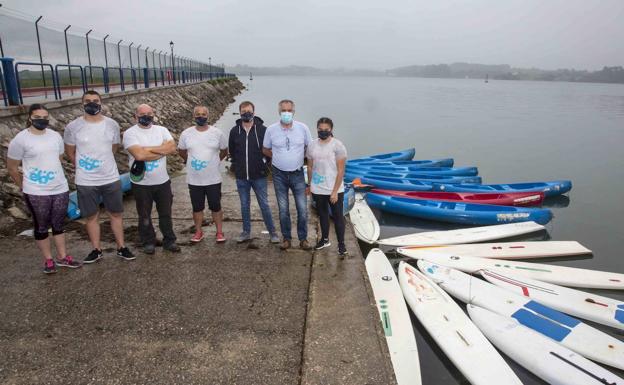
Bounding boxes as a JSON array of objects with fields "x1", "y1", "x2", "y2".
[
  {"x1": 306, "y1": 185, "x2": 311, "y2": 196},
  {"x1": 330, "y1": 191, "x2": 338, "y2": 204}
]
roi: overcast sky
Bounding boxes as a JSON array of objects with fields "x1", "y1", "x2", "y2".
[{"x1": 2, "y1": 0, "x2": 623, "y2": 70}]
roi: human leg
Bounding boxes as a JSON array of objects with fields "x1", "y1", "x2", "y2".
[
  {"x1": 251, "y1": 177, "x2": 277, "y2": 235},
  {"x1": 132, "y1": 183, "x2": 156, "y2": 246},
  {"x1": 330, "y1": 192, "x2": 346, "y2": 247},
  {"x1": 154, "y1": 180, "x2": 176, "y2": 247},
  {"x1": 236, "y1": 179, "x2": 252, "y2": 235},
  {"x1": 272, "y1": 167, "x2": 292, "y2": 241},
  {"x1": 291, "y1": 170, "x2": 308, "y2": 242}
]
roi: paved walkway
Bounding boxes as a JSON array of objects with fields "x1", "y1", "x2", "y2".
[{"x1": 0, "y1": 172, "x2": 396, "y2": 385}]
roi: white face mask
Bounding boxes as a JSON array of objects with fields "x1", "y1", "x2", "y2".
[{"x1": 280, "y1": 111, "x2": 294, "y2": 124}]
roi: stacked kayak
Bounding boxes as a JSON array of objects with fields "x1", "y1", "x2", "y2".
[
  {"x1": 371, "y1": 189, "x2": 545, "y2": 207},
  {"x1": 67, "y1": 172, "x2": 132, "y2": 220},
  {"x1": 346, "y1": 172, "x2": 481, "y2": 185},
  {"x1": 348, "y1": 148, "x2": 415, "y2": 163},
  {"x1": 434, "y1": 180, "x2": 572, "y2": 198},
  {"x1": 366, "y1": 193, "x2": 553, "y2": 225},
  {"x1": 347, "y1": 164, "x2": 477, "y2": 176},
  {"x1": 348, "y1": 158, "x2": 455, "y2": 168}
]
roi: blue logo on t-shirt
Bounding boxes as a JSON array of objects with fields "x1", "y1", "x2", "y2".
[
  {"x1": 28, "y1": 168, "x2": 56, "y2": 185},
  {"x1": 78, "y1": 155, "x2": 101, "y2": 171},
  {"x1": 312, "y1": 171, "x2": 325, "y2": 185},
  {"x1": 191, "y1": 157, "x2": 208, "y2": 171},
  {"x1": 145, "y1": 160, "x2": 160, "y2": 172}
]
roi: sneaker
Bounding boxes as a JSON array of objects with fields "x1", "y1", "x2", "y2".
[
  {"x1": 280, "y1": 239, "x2": 291, "y2": 250},
  {"x1": 56, "y1": 255, "x2": 82, "y2": 268},
  {"x1": 190, "y1": 231, "x2": 204, "y2": 243},
  {"x1": 83, "y1": 249, "x2": 103, "y2": 264},
  {"x1": 216, "y1": 232, "x2": 226, "y2": 243},
  {"x1": 237, "y1": 232, "x2": 251, "y2": 243},
  {"x1": 43, "y1": 259, "x2": 57, "y2": 274},
  {"x1": 300, "y1": 240, "x2": 312, "y2": 251},
  {"x1": 163, "y1": 242, "x2": 181, "y2": 252},
  {"x1": 269, "y1": 233, "x2": 280, "y2": 244},
  {"x1": 314, "y1": 239, "x2": 331, "y2": 250},
  {"x1": 116, "y1": 247, "x2": 136, "y2": 261},
  {"x1": 143, "y1": 244, "x2": 156, "y2": 255},
  {"x1": 338, "y1": 244, "x2": 348, "y2": 256}
]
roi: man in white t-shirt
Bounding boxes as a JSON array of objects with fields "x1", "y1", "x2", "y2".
[
  {"x1": 122, "y1": 104, "x2": 180, "y2": 254},
  {"x1": 64, "y1": 90, "x2": 135, "y2": 263},
  {"x1": 178, "y1": 106, "x2": 228, "y2": 243}
]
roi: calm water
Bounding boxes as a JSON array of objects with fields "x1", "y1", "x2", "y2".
[{"x1": 215, "y1": 76, "x2": 624, "y2": 384}]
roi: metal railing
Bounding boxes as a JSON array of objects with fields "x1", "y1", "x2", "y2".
[{"x1": 0, "y1": 7, "x2": 235, "y2": 106}]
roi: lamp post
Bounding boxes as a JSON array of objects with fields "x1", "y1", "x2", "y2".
[
  {"x1": 63, "y1": 25, "x2": 73, "y2": 94},
  {"x1": 128, "y1": 42, "x2": 134, "y2": 69},
  {"x1": 85, "y1": 29, "x2": 93, "y2": 83},
  {"x1": 169, "y1": 41, "x2": 175, "y2": 84},
  {"x1": 103, "y1": 34, "x2": 109, "y2": 69},
  {"x1": 35, "y1": 16, "x2": 46, "y2": 90}
]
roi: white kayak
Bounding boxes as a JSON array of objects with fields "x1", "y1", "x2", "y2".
[
  {"x1": 377, "y1": 221, "x2": 545, "y2": 247},
  {"x1": 403, "y1": 252, "x2": 623, "y2": 290},
  {"x1": 398, "y1": 241, "x2": 591, "y2": 259},
  {"x1": 365, "y1": 249, "x2": 421, "y2": 385},
  {"x1": 350, "y1": 193, "x2": 380, "y2": 244},
  {"x1": 482, "y1": 269, "x2": 624, "y2": 330},
  {"x1": 397, "y1": 261, "x2": 522, "y2": 385},
  {"x1": 418, "y1": 260, "x2": 624, "y2": 369},
  {"x1": 468, "y1": 305, "x2": 624, "y2": 385}
]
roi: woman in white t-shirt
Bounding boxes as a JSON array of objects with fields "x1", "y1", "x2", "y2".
[
  {"x1": 306, "y1": 117, "x2": 348, "y2": 256},
  {"x1": 7, "y1": 104, "x2": 81, "y2": 274}
]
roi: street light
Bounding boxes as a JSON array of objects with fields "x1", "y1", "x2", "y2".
[{"x1": 170, "y1": 41, "x2": 175, "y2": 84}]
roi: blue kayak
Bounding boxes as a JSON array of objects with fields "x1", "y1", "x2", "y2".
[
  {"x1": 346, "y1": 171, "x2": 481, "y2": 184},
  {"x1": 67, "y1": 173, "x2": 132, "y2": 219},
  {"x1": 355, "y1": 176, "x2": 433, "y2": 191},
  {"x1": 365, "y1": 193, "x2": 553, "y2": 225},
  {"x1": 432, "y1": 180, "x2": 572, "y2": 198},
  {"x1": 348, "y1": 148, "x2": 415, "y2": 163},
  {"x1": 347, "y1": 164, "x2": 477, "y2": 176},
  {"x1": 349, "y1": 158, "x2": 454, "y2": 168}
]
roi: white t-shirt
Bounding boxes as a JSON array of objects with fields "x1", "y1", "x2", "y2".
[
  {"x1": 122, "y1": 124, "x2": 174, "y2": 186},
  {"x1": 8, "y1": 128, "x2": 69, "y2": 196},
  {"x1": 178, "y1": 125, "x2": 228, "y2": 186},
  {"x1": 63, "y1": 116, "x2": 121, "y2": 186},
  {"x1": 306, "y1": 138, "x2": 348, "y2": 195}
]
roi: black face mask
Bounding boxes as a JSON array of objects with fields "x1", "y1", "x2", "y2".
[
  {"x1": 194, "y1": 117, "x2": 208, "y2": 126},
  {"x1": 241, "y1": 112, "x2": 254, "y2": 122},
  {"x1": 138, "y1": 115, "x2": 154, "y2": 127},
  {"x1": 318, "y1": 130, "x2": 332, "y2": 140},
  {"x1": 84, "y1": 102, "x2": 101, "y2": 116},
  {"x1": 31, "y1": 118, "x2": 49, "y2": 130}
]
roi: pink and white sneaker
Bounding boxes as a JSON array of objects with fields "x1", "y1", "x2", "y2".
[
  {"x1": 56, "y1": 255, "x2": 82, "y2": 269},
  {"x1": 216, "y1": 232, "x2": 226, "y2": 243},
  {"x1": 190, "y1": 231, "x2": 204, "y2": 243}
]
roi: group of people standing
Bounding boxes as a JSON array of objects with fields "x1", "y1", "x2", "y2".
[{"x1": 7, "y1": 93, "x2": 348, "y2": 274}]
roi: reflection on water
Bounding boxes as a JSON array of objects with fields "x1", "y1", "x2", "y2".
[{"x1": 216, "y1": 76, "x2": 624, "y2": 385}]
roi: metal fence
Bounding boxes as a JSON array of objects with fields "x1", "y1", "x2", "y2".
[{"x1": 0, "y1": 7, "x2": 235, "y2": 106}]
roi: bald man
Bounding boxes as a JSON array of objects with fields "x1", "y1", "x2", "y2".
[
  {"x1": 178, "y1": 106, "x2": 228, "y2": 243},
  {"x1": 123, "y1": 104, "x2": 180, "y2": 254}
]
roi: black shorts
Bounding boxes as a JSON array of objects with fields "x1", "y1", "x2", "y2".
[
  {"x1": 76, "y1": 180, "x2": 124, "y2": 218},
  {"x1": 189, "y1": 183, "x2": 222, "y2": 212}
]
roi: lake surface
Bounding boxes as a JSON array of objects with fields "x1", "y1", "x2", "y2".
[{"x1": 215, "y1": 75, "x2": 624, "y2": 384}]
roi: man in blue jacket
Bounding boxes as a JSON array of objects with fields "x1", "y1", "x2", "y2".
[{"x1": 229, "y1": 101, "x2": 280, "y2": 244}]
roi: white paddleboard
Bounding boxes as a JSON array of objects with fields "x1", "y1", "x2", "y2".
[
  {"x1": 403, "y1": 252, "x2": 622, "y2": 290},
  {"x1": 378, "y1": 221, "x2": 545, "y2": 247},
  {"x1": 350, "y1": 193, "x2": 380, "y2": 244},
  {"x1": 397, "y1": 262, "x2": 522, "y2": 385},
  {"x1": 482, "y1": 269, "x2": 624, "y2": 330},
  {"x1": 365, "y1": 249, "x2": 421, "y2": 385},
  {"x1": 468, "y1": 305, "x2": 624, "y2": 385},
  {"x1": 398, "y1": 241, "x2": 591, "y2": 259},
  {"x1": 418, "y1": 260, "x2": 624, "y2": 369}
]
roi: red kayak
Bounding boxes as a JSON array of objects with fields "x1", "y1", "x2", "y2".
[{"x1": 371, "y1": 189, "x2": 545, "y2": 207}]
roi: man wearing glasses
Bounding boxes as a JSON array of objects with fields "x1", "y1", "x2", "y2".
[{"x1": 262, "y1": 100, "x2": 313, "y2": 250}]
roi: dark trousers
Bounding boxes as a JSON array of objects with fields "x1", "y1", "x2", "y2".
[
  {"x1": 313, "y1": 192, "x2": 345, "y2": 246},
  {"x1": 132, "y1": 180, "x2": 176, "y2": 246}
]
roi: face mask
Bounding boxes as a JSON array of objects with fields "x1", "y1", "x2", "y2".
[
  {"x1": 318, "y1": 130, "x2": 331, "y2": 140},
  {"x1": 138, "y1": 115, "x2": 153, "y2": 127},
  {"x1": 280, "y1": 111, "x2": 293, "y2": 125},
  {"x1": 31, "y1": 118, "x2": 49, "y2": 130},
  {"x1": 83, "y1": 102, "x2": 101, "y2": 116},
  {"x1": 241, "y1": 112, "x2": 254, "y2": 122},
  {"x1": 194, "y1": 117, "x2": 208, "y2": 126}
]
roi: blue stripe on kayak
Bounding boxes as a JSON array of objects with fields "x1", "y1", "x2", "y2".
[
  {"x1": 512, "y1": 308, "x2": 572, "y2": 342},
  {"x1": 524, "y1": 300, "x2": 581, "y2": 328},
  {"x1": 616, "y1": 309, "x2": 624, "y2": 324},
  {"x1": 618, "y1": 304, "x2": 624, "y2": 309}
]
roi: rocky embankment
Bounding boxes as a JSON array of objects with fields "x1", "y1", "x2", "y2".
[{"x1": 0, "y1": 78, "x2": 244, "y2": 235}]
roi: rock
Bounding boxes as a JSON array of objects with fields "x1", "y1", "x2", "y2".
[
  {"x1": 8, "y1": 206, "x2": 29, "y2": 220},
  {"x1": 0, "y1": 214, "x2": 16, "y2": 236}
]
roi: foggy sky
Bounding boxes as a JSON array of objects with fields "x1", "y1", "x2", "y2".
[{"x1": 2, "y1": 0, "x2": 623, "y2": 70}]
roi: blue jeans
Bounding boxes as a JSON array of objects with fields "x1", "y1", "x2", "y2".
[
  {"x1": 272, "y1": 166, "x2": 308, "y2": 241},
  {"x1": 236, "y1": 177, "x2": 276, "y2": 235}
]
